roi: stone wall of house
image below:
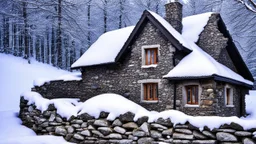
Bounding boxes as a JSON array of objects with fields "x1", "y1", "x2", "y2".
[
  {"x1": 197, "y1": 14, "x2": 237, "y2": 73},
  {"x1": 175, "y1": 79, "x2": 247, "y2": 117},
  {"x1": 34, "y1": 21, "x2": 176, "y2": 112},
  {"x1": 19, "y1": 97, "x2": 256, "y2": 144},
  {"x1": 215, "y1": 82, "x2": 248, "y2": 117}
]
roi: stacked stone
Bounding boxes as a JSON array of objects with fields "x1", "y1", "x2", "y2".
[{"x1": 20, "y1": 96, "x2": 256, "y2": 144}]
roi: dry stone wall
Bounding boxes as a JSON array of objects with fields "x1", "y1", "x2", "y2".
[{"x1": 20, "y1": 97, "x2": 256, "y2": 144}]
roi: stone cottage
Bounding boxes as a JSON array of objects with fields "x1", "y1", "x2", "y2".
[{"x1": 36, "y1": 1, "x2": 254, "y2": 117}]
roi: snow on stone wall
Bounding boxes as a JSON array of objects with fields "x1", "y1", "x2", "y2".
[{"x1": 19, "y1": 95, "x2": 256, "y2": 144}]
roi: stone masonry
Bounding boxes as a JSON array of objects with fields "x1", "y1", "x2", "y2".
[
  {"x1": 175, "y1": 79, "x2": 248, "y2": 117},
  {"x1": 198, "y1": 13, "x2": 237, "y2": 73},
  {"x1": 20, "y1": 97, "x2": 256, "y2": 144}
]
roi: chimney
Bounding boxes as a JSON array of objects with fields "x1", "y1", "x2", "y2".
[{"x1": 165, "y1": 0, "x2": 183, "y2": 33}]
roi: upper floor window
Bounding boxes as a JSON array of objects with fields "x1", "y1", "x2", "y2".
[
  {"x1": 143, "y1": 83, "x2": 158, "y2": 101},
  {"x1": 145, "y1": 48, "x2": 158, "y2": 65},
  {"x1": 225, "y1": 86, "x2": 233, "y2": 106},
  {"x1": 185, "y1": 85, "x2": 199, "y2": 105},
  {"x1": 141, "y1": 45, "x2": 160, "y2": 68}
]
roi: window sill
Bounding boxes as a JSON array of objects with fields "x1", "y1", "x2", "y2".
[
  {"x1": 226, "y1": 105, "x2": 234, "y2": 107},
  {"x1": 141, "y1": 64, "x2": 158, "y2": 68},
  {"x1": 185, "y1": 104, "x2": 199, "y2": 107},
  {"x1": 141, "y1": 100, "x2": 158, "y2": 103}
]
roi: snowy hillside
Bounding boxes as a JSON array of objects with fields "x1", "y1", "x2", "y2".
[
  {"x1": 0, "y1": 54, "x2": 71, "y2": 111},
  {"x1": 0, "y1": 54, "x2": 73, "y2": 144}
]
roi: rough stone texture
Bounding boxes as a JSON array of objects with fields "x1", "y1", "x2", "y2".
[
  {"x1": 165, "y1": 2, "x2": 183, "y2": 33},
  {"x1": 243, "y1": 138, "x2": 255, "y2": 144},
  {"x1": 119, "y1": 112, "x2": 135, "y2": 123},
  {"x1": 202, "y1": 131, "x2": 216, "y2": 139},
  {"x1": 173, "y1": 133, "x2": 194, "y2": 140},
  {"x1": 122, "y1": 122, "x2": 138, "y2": 129},
  {"x1": 114, "y1": 126, "x2": 126, "y2": 134},
  {"x1": 73, "y1": 133, "x2": 84, "y2": 140},
  {"x1": 234, "y1": 131, "x2": 252, "y2": 137},
  {"x1": 137, "y1": 137, "x2": 153, "y2": 144},
  {"x1": 19, "y1": 100, "x2": 256, "y2": 144},
  {"x1": 198, "y1": 14, "x2": 234, "y2": 72},
  {"x1": 133, "y1": 130, "x2": 146, "y2": 137},
  {"x1": 193, "y1": 130, "x2": 207, "y2": 140},
  {"x1": 94, "y1": 119, "x2": 109, "y2": 127},
  {"x1": 97, "y1": 127, "x2": 112, "y2": 135},
  {"x1": 175, "y1": 129, "x2": 192, "y2": 134},
  {"x1": 216, "y1": 132, "x2": 238, "y2": 142},
  {"x1": 55, "y1": 126, "x2": 67, "y2": 136},
  {"x1": 175, "y1": 79, "x2": 248, "y2": 117},
  {"x1": 139, "y1": 122, "x2": 150, "y2": 134},
  {"x1": 192, "y1": 140, "x2": 217, "y2": 144}
]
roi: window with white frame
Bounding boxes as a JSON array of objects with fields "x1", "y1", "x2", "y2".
[
  {"x1": 185, "y1": 85, "x2": 199, "y2": 105},
  {"x1": 225, "y1": 85, "x2": 233, "y2": 106},
  {"x1": 182, "y1": 82, "x2": 201, "y2": 107},
  {"x1": 141, "y1": 45, "x2": 160, "y2": 67},
  {"x1": 143, "y1": 83, "x2": 158, "y2": 101},
  {"x1": 139, "y1": 79, "x2": 160, "y2": 102}
]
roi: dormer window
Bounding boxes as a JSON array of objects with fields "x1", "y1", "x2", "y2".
[
  {"x1": 141, "y1": 45, "x2": 160, "y2": 68},
  {"x1": 145, "y1": 48, "x2": 158, "y2": 65}
]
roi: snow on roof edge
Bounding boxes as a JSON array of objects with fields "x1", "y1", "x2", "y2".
[
  {"x1": 163, "y1": 41, "x2": 253, "y2": 86},
  {"x1": 147, "y1": 10, "x2": 192, "y2": 50},
  {"x1": 182, "y1": 12, "x2": 215, "y2": 42},
  {"x1": 71, "y1": 26, "x2": 135, "y2": 68}
]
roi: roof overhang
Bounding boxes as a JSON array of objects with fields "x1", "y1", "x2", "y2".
[{"x1": 164, "y1": 74, "x2": 253, "y2": 89}]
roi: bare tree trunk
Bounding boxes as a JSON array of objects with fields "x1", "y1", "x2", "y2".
[
  {"x1": 119, "y1": 0, "x2": 124, "y2": 28},
  {"x1": 13, "y1": 23, "x2": 17, "y2": 56},
  {"x1": 103, "y1": 0, "x2": 107, "y2": 33},
  {"x1": 56, "y1": 0, "x2": 63, "y2": 68},
  {"x1": 3, "y1": 16, "x2": 9, "y2": 54},
  {"x1": 46, "y1": 27, "x2": 50, "y2": 64},
  {"x1": 23, "y1": 2, "x2": 29, "y2": 60},
  {"x1": 87, "y1": 0, "x2": 92, "y2": 47},
  {"x1": 51, "y1": 26, "x2": 55, "y2": 66}
]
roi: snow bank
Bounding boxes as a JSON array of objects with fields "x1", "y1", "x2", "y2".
[
  {"x1": 245, "y1": 90, "x2": 256, "y2": 119},
  {"x1": 77, "y1": 94, "x2": 151, "y2": 121},
  {"x1": 33, "y1": 72, "x2": 82, "y2": 87},
  {"x1": 23, "y1": 92, "x2": 256, "y2": 130},
  {"x1": 0, "y1": 53, "x2": 70, "y2": 111},
  {"x1": 0, "y1": 111, "x2": 72, "y2": 144},
  {"x1": 71, "y1": 26, "x2": 135, "y2": 68},
  {"x1": 22, "y1": 91, "x2": 81, "y2": 119},
  {"x1": 182, "y1": 12, "x2": 214, "y2": 42}
]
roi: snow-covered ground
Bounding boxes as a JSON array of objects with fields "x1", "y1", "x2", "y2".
[
  {"x1": 0, "y1": 54, "x2": 73, "y2": 144},
  {"x1": 245, "y1": 90, "x2": 256, "y2": 119}
]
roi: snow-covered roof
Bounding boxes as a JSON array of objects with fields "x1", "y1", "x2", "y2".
[
  {"x1": 71, "y1": 10, "x2": 253, "y2": 85},
  {"x1": 148, "y1": 11, "x2": 191, "y2": 49},
  {"x1": 163, "y1": 41, "x2": 253, "y2": 85},
  {"x1": 71, "y1": 26, "x2": 135, "y2": 68},
  {"x1": 182, "y1": 12, "x2": 214, "y2": 42}
]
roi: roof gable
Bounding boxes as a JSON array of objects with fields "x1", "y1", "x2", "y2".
[
  {"x1": 217, "y1": 16, "x2": 254, "y2": 82},
  {"x1": 115, "y1": 10, "x2": 192, "y2": 62}
]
